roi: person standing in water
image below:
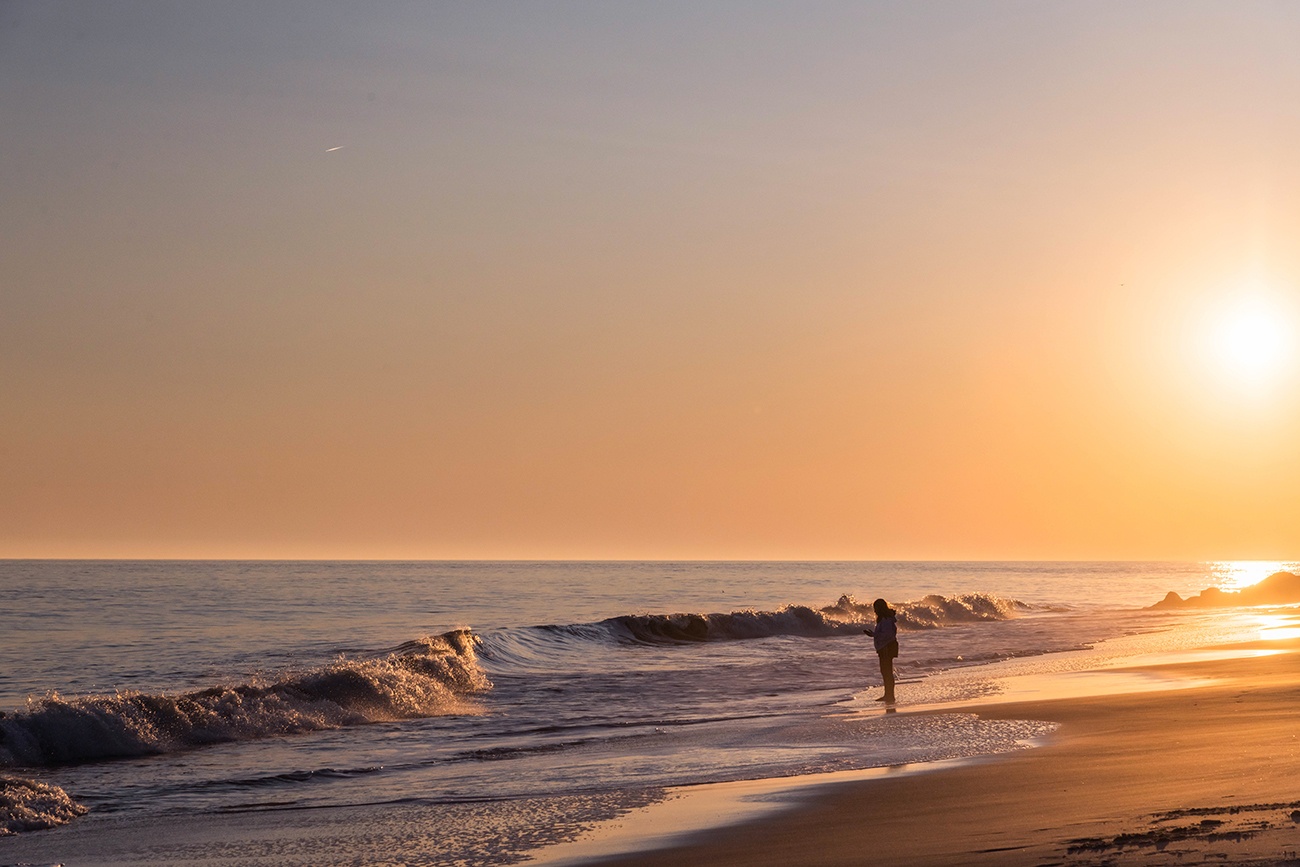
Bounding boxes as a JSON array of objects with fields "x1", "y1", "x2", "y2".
[{"x1": 863, "y1": 598, "x2": 899, "y2": 703}]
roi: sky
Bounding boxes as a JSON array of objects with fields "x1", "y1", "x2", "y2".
[{"x1": 3, "y1": 1, "x2": 1300, "y2": 560}]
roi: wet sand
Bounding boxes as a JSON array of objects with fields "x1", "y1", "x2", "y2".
[{"x1": 601, "y1": 634, "x2": 1300, "y2": 866}]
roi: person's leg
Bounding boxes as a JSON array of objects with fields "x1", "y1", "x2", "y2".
[{"x1": 879, "y1": 653, "x2": 895, "y2": 702}]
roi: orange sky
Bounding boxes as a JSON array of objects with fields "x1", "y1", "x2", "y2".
[{"x1": 2, "y1": 3, "x2": 1299, "y2": 559}]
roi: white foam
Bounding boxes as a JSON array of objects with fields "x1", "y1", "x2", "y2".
[
  {"x1": 0, "y1": 630, "x2": 489, "y2": 768},
  {"x1": 1, "y1": 775, "x2": 87, "y2": 836}
]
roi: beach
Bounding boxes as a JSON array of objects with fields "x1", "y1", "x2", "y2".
[
  {"x1": 2, "y1": 563, "x2": 1298, "y2": 866},
  {"x1": 602, "y1": 629, "x2": 1300, "y2": 867},
  {"x1": 5, "y1": 619, "x2": 1297, "y2": 866}
]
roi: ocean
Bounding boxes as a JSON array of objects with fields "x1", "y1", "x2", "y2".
[{"x1": 1, "y1": 560, "x2": 1295, "y2": 865}]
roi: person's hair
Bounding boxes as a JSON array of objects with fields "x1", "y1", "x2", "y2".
[{"x1": 872, "y1": 598, "x2": 893, "y2": 619}]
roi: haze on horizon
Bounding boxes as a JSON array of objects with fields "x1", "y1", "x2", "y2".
[{"x1": 3, "y1": 2, "x2": 1299, "y2": 561}]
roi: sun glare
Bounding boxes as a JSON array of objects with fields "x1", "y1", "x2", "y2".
[
  {"x1": 1217, "y1": 304, "x2": 1288, "y2": 377},
  {"x1": 1249, "y1": 613, "x2": 1300, "y2": 642},
  {"x1": 1208, "y1": 560, "x2": 1297, "y2": 592},
  {"x1": 1203, "y1": 292, "x2": 1296, "y2": 390}
]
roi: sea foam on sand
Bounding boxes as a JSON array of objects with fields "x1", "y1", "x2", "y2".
[{"x1": 1, "y1": 775, "x2": 86, "y2": 836}]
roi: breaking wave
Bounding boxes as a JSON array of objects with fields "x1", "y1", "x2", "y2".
[
  {"x1": 0, "y1": 630, "x2": 487, "y2": 768},
  {"x1": 1, "y1": 776, "x2": 86, "y2": 835},
  {"x1": 510, "y1": 593, "x2": 1034, "y2": 647},
  {"x1": 838, "y1": 593, "x2": 1037, "y2": 630}
]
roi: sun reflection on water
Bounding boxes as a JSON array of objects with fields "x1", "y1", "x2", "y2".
[{"x1": 1207, "y1": 561, "x2": 1298, "y2": 592}]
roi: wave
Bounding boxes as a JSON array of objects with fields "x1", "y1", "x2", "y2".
[
  {"x1": 825, "y1": 593, "x2": 1037, "y2": 630},
  {"x1": 0, "y1": 630, "x2": 487, "y2": 768},
  {"x1": 604, "y1": 605, "x2": 844, "y2": 643},
  {"x1": 1, "y1": 776, "x2": 86, "y2": 835},
  {"x1": 194, "y1": 764, "x2": 387, "y2": 792},
  {"x1": 497, "y1": 593, "x2": 1034, "y2": 648}
]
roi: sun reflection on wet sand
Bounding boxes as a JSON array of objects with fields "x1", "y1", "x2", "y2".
[
  {"x1": 1246, "y1": 612, "x2": 1300, "y2": 642},
  {"x1": 892, "y1": 669, "x2": 1226, "y2": 714}
]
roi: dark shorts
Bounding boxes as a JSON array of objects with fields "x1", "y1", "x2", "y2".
[{"x1": 879, "y1": 640, "x2": 899, "y2": 660}]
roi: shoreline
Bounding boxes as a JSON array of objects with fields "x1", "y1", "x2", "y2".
[
  {"x1": 527, "y1": 654, "x2": 1229, "y2": 865},
  {"x1": 530, "y1": 757, "x2": 984, "y2": 866},
  {"x1": 578, "y1": 626, "x2": 1300, "y2": 866},
  {"x1": 3, "y1": 611, "x2": 1297, "y2": 866}
]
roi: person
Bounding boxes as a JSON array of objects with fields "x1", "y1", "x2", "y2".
[{"x1": 863, "y1": 597, "x2": 898, "y2": 703}]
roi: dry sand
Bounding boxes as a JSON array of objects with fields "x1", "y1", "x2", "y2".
[{"x1": 601, "y1": 636, "x2": 1300, "y2": 867}]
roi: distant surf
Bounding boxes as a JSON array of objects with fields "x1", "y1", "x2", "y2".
[{"x1": 569, "y1": 592, "x2": 1036, "y2": 645}]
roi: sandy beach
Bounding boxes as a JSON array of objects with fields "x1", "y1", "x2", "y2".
[{"x1": 602, "y1": 630, "x2": 1300, "y2": 867}]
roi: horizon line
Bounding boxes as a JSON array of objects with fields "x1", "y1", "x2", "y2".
[{"x1": 2, "y1": 556, "x2": 1295, "y2": 564}]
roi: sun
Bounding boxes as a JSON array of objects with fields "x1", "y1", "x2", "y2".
[
  {"x1": 1203, "y1": 290, "x2": 1297, "y2": 390},
  {"x1": 1216, "y1": 302, "x2": 1289, "y2": 379}
]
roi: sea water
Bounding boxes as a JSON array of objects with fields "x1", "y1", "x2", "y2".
[{"x1": 0, "y1": 560, "x2": 1295, "y2": 864}]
